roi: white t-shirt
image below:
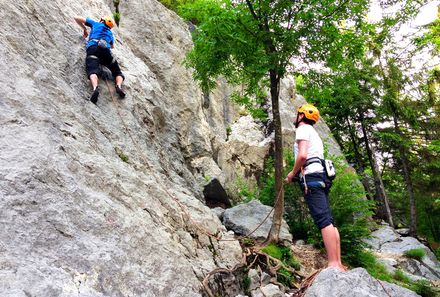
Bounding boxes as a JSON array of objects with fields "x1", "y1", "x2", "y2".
[{"x1": 294, "y1": 124, "x2": 324, "y2": 175}]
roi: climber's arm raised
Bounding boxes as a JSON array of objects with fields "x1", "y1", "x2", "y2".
[{"x1": 74, "y1": 16, "x2": 88, "y2": 38}]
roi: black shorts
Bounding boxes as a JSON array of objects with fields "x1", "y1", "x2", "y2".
[
  {"x1": 85, "y1": 45, "x2": 124, "y2": 80},
  {"x1": 300, "y1": 173, "x2": 334, "y2": 229}
]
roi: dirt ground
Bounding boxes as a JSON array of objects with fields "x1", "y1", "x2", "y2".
[{"x1": 290, "y1": 241, "x2": 328, "y2": 277}]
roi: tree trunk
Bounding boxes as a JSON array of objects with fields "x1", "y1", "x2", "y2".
[
  {"x1": 266, "y1": 70, "x2": 284, "y2": 244},
  {"x1": 347, "y1": 117, "x2": 374, "y2": 200},
  {"x1": 360, "y1": 115, "x2": 394, "y2": 226},
  {"x1": 392, "y1": 115, "x2": 417, "y2": 235}
]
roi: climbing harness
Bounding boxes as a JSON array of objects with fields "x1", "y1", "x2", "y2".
[
  {"x1": 304, "y1": 157, "x2": 336, "y2": 181},
  {"x1": 89, "y1": 39, "x2": 109, "y2": 48}
]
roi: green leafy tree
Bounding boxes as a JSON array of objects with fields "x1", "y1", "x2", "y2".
[
  {"x1": 180, "y1": 0, "x2": 369, "y2": 243},
  {"x1": 299, "y1": 49, "x2": 395, "y2": 226},
  {"x1": 299, "y1": 0, "x2": 431, "y2": 230}
]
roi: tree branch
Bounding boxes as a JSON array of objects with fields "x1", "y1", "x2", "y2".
[{"x1": 321, "y1": 0, "x2": 350, "y2": 20}]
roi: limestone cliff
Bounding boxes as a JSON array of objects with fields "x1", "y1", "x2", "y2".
[
  {"x1": 1, "y1": 1, "x2": 242, "y2": 296},
  {"x1": 0, "y1": 0, "x2": 343, "y2": 296}
]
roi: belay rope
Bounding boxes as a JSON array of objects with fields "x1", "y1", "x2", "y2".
[
  {"x1": 104, "y1": 79, "x2": 219, "y2": 239},
  {"x1": 104, "y1": 80, "x2": 283, "y2": 242},
  {"x1": 102, "y1": 81, "x2": 327, "y2": 297}
]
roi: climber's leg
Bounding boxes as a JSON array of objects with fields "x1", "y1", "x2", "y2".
[
  {"x1": 321, "y1": 224, "x2": 342, "y2": 271},
  {"x1": 85, "y1": 47, "x2": 102, "y2": 104}
]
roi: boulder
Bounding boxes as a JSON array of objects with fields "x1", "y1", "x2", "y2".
[
  {"x1": 218, "y1": 116, "x2": 271, "y2": 195},
  {"x1": 212, "y1": 207, "x2": 226, "y2": 220},
  {"x1": 304, "y1": 268, "x2": 420, "y2": 297},
  {"x1": 364, "y1": 226, "x2": 440, "y2": 281},
  {"x1": 377, "y1": 258, "x2": 398, "y2": 274},
  {"x1": 248, "y1": 269, "x2": 273, "y2": 292},
  {"x1": 248, "y1": 269, "x2": 261, "y2": 291},
  {"x1": 251, "y1": 284, "x2": 284, "y2": 297},
  {"x1": 223, "y1": 200, "x2": 293, "y2": 245},
  {"x1": 380, "y1": 237, "x2": 432, "y2": 257},
  {"x1": 363, "y1": 226, "x2": 400, "y2": 250},
  {"x1": 261, "y1": 284, "x2": 284, "y2": 297},
  {"x1": 396, "y1": 228, "x2": 410, "y2": 236}
]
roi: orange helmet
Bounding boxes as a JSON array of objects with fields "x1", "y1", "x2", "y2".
[
  {"x1": 297, "y1": 104, "x2": 320, "y2": 123},
  {"x1": 100, "y1": 16, "x2": 115, "y2": 29}
]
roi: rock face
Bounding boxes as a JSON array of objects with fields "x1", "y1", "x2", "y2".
[
  {"x1": 364, "y1": 226, "x2": 440, "y2": 281},
  {"x1": 223, "y1": 200, "x2": 293, "y2": 245},
  {"x1": 218, "y1": 115, "x2": 272, "y2": 195},
  {"x1": 304, "y1": 268, "x2": 420, "y2": 297},
  {"x1": 0, "y1": 0, "x2": 244, "y2": 296}
]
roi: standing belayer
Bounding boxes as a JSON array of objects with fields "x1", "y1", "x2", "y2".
[
  {"x1": 74, "y1": 15, "x2": 126, "y2": 104},
  {"x1": 285, "y1": 104, "x2": 345, "y2": 272}
]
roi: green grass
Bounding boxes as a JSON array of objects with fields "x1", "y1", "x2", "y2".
[
  {"x1": 404, "y1": 248, "x2": 426, "y2": 260},
  {"x1": 355, "y1": 250, "x2": 393, "y2": 282},
  {"x1": 355, "y1": 249, "x2": 438, "y2": 297},
  {"x1": 260, "y1": 243, "x2": 301, "y2": 288},
  {"x1": 261, "y1": 243, "x2": 301, "y2": 270},
  {"x1": 393, "y1": 269, "x2": 411, "y2": 283}
]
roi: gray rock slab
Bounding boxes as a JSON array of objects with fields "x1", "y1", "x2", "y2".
[
  {"x1": 212, "y1": 207, "x2": 226, "y2": 220},
  {"x1": 395, "y1": 228, "x2": 410, "y2": 236},
  {"x1": 304, "y1": 268, "x2": 420, "y2": 297},
  {"x1": 399, "y1": 258, "x2": 440, "y2": 280},
  {"x1": 363, "y1": 226, "x2": 400, "y2": 250},
  {"x1": 223, "y1": 200, "x2": 292, "y2": 244},
  {"x1": 380, "y1": 237, "x2": 429, "y2": 255},
  {"x1": 378, "y1": 258, "x2": 398, "y2": 274}
]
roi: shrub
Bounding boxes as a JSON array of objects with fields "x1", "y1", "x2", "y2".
[
  {"x1": 113, "y1": 12, "x2": 121, "y2": 26},
  {"x1": 404, "y1": 248, "x2": 426, "y2": 260},
  {"x1": 411, "y1": 280, "x2": 438, "y2": 297},
  {"x1": 233, "y1": 177, "x2": 257, "y2": 203},
  {"x1": 159, "y1": 0, "x2": 195, "y2": 13},
  {"x1": 434, "y1": 247, "x2": 440, "y2": 261}
]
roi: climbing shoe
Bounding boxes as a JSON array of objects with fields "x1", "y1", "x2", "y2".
[
  {"x1": 90, "y1": 86, "x2": 100, "y2": 104},
  {"x1": 115, "y1": 85, "x2": 126, "y2": 99}
]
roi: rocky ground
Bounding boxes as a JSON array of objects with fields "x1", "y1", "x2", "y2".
[{"x1": 208, "y1": 200, "x2": 440, "y2": 297}]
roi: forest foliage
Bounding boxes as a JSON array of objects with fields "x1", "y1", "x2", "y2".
[{"x1": 164, "y1": 0, "x2": 440, "y2": 256}]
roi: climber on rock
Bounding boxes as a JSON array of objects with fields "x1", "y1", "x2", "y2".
[
  {"x1": 74, "y1": 15, "x2": 126, "y2": 104},
  {"x1": 285, "y1": 104, "x2": 346, "y2": 272}
]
